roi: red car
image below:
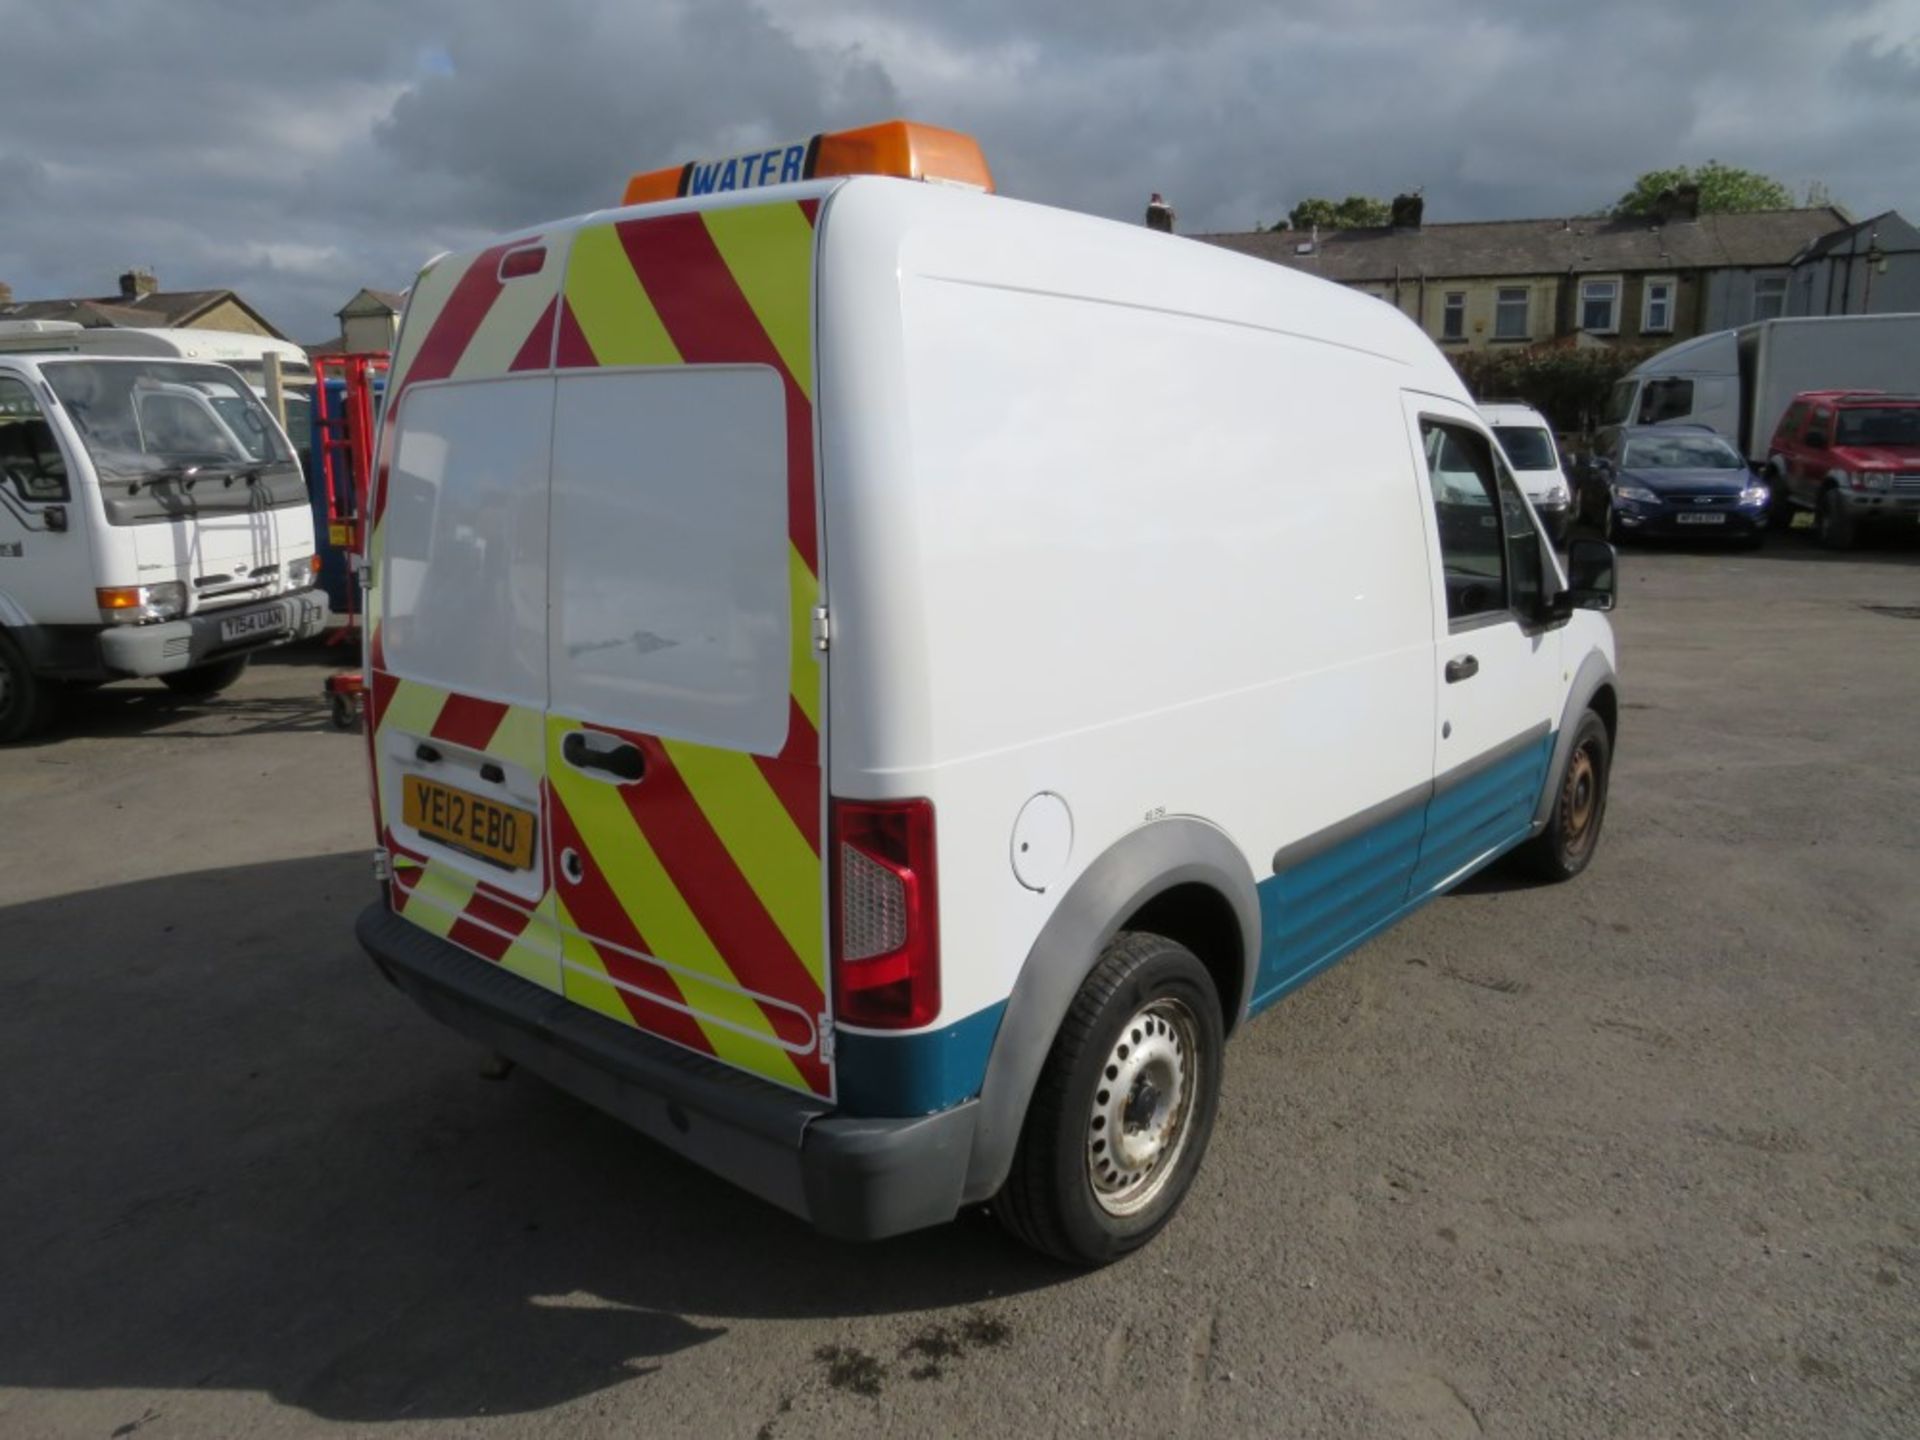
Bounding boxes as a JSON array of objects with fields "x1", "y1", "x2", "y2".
[{"x1": 1766, "y1": 390, "x2": 1920, "y2": 549}]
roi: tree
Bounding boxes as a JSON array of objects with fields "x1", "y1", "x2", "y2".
[
  {"x1": 1612, "y1": 161, "x2": 1794, "y2": 217},
  {"x1": 1278, "y1": 194, "x2": 1392, "y2": 231}
]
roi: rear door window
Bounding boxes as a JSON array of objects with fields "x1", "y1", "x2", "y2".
[
  {"x1": 547, "y1": 365, "x2": 790, "y2": 754},
  {"x1": 379, "y1": 377, "x2": 553, "y2": 709}
]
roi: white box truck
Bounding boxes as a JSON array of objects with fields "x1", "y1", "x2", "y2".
[{"x1": 1600, "y1": 313, "x2": 1920, "y2": 465}]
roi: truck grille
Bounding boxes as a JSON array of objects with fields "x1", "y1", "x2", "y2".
[{"x1": 1891, "y1": 474, "x2": 1920, "y2": 496}]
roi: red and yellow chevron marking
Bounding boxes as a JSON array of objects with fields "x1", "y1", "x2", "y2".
[
  {"x1": 541, "y1": 199, "x2": 831, "y2": 1096},
  {"x1": 556, "y1": 201, "x2": 823, "y2": 764},
  {"x1": 365, "y1": 197, "x2": 834, "y2": 1098},
  {"x1": 369, "y1": 673, "x2": 561, "y2": 992}
]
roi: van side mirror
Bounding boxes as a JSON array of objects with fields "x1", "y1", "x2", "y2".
[{"x1": 1564, "y1": 538, "x2": 1617, "y2": 611}]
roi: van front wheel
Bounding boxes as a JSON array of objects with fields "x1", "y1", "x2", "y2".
[
  {"x1": 1515, "y1": 709, "x2": 1611, "y2": 882},
  {"x1": 994, "y1": 931, "x2": 1223, "y2": 1266}
]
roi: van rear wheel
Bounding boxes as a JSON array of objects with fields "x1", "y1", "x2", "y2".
[
  {"x1": 0, "y1": 631, "x2": 57, "y2": 744},
  {"x1": 994, "y1": 931, "x2": 1223, "y2": 1266},
  {"x1": 161, "y1": 656, "x2": 250, "y2": 698}
]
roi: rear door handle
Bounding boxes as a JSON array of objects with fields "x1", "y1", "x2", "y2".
[
  {"x1": 1445, "y1": 654, "x2": 1479, "y2": 684},
  {"x1": 562, "y1": 731, "x2": 646, "y2": 782}
]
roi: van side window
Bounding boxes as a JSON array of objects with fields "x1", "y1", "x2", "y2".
[
  {"x1": 1420, "y1": 420, "x2": 1506, "y2": 622},
  {"x1": 1493, "y1": 456, "x2": 1544, "y2": 618},
  {"x1": 0, "y1": 377, "x2": 70, "y2": 502}
]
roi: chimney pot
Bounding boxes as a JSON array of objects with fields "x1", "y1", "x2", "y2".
[
  {"x1": 0, "y1": 280, "x2": 12, "y2": 305},
  {"x1": 1390, "y1": 193, "x2": 1424, "y2": 230},
  {"x1": 1145, "y1": 193, "x2": 1175, "y2": 234},
  {"x1": 119, "y1": 268, "x2": 158, "y2": 299}
]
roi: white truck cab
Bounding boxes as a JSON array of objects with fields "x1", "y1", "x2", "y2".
[
  {"x1": 1478, "y1": 401, "x2": 1573, "y2": 543},
  {"x1": 0, "y1": 354, "x2": 326, "y2": 740},
  {"x1": 353, "y1": 122, "x2": 1621, "y2": 1265}
]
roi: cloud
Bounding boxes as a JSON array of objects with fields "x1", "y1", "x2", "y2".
[{"x1": 0, "y1": 0, "x2": 1914, "y2": 340}]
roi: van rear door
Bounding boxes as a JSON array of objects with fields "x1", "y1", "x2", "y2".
[
  {"x1": 543, "y1": 203, "x2": 831, "y2": 1099},
  {"x1": 367, "y1": 233, "x2": 569, "y2": 991}
]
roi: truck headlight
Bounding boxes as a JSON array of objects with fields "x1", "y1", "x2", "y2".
[
  {"x1": 1545, "y1": 483, "x2": 1570, "y2": 506},
  {"x1": 286, "y1": 555, "x2": 317, "y2": 587},
  {"x1": 1862, "y1": 472, "x2": 1891, "y2": 492},
  {"x1": 96, "y1": 581, "x2": 187, "y2": 624}
]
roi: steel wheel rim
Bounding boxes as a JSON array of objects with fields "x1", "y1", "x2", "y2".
[
  {"x1": 1087, "y1": 996, "x2": 1201, "y2": 1217},
  {"x1": 1562, "y1": 742, "x2": 1600, "y2": 853}
]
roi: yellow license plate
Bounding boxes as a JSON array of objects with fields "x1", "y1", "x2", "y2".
[{"x1": 402, "y1": 775, "x2": 537, "y2": 870}]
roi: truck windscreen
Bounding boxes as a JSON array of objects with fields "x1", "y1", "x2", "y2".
[{"x1": 42, "y1": 359, "x2": 297, "y2": 481}]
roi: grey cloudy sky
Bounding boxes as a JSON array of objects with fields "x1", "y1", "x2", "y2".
[{"x1": 2, "y1": 0, "x2": 1916, "y2": 341}]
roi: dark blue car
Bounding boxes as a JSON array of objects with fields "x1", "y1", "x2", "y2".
[{"x1": 1584, "y1": 425, "x2": 1771, "y2": 546}]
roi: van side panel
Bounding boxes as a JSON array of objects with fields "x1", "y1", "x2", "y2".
[
  {"x1": 543, "y1": 204, "x2": 832, "y2": 1100},
  {"x1": 818, "y1": 181, "x2": 1441, "y2": 1054}
]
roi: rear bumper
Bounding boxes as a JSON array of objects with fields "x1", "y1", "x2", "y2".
[
  {"x1": 97, "y1": 589, "x2": 328, "y2": 677},
  {"x1": 355, "y1": 902, "x2": 978, "y2": 1241}
]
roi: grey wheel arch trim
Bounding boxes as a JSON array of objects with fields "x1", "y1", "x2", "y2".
[
  {"x1": 960, "y1": 815, "x2": 1260, "y2": 1204},
  {"x1": 1533, "y1": 648, "x2": 1619, "y2": 831}
]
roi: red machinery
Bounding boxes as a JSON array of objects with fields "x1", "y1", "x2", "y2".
[{"x1": 313, "y1": 352, "x2": 389, "y2": 728}]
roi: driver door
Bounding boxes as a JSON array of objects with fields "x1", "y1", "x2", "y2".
[{"x1": 1402, "y1": 393, "x2": 1564, "y2": 893}]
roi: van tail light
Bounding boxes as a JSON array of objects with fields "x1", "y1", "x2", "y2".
[{"x1": 831, "y1": 797, "x2": 939, "y2": 1029}]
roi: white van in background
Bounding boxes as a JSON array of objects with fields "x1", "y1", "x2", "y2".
[
  {"x1": 0, "y1": 353, "x2": 326, "y2": 740},
  {"x1": 1479, "y1": 401, "x2": 1573, "y2": 542}
]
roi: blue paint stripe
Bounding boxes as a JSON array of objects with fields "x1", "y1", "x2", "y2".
[
  {"x1": 833, "y1": 1000, "x2": 1006, "y2": 1118},
  {"x1": 1255, "y1": 731, "x2": 1555, "y2": 1012}
]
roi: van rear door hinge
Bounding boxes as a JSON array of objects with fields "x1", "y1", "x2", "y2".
[
  {"x1": 372, "y1": 847, "x2": 393, "y2": 882},
  {"x1": 818, "y1": 1015, "x2": 836, "y2": 1063},
  {"x1": 811, "y1": 605, "x2": 831, "y2": 652}
]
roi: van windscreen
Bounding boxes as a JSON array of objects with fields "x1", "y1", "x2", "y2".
[{"x1": 1491, "y1": 425, "x2": 1556, "y2": 471}]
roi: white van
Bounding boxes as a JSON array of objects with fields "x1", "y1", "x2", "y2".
[
  {"x1": 353, "y1": 122, "x2": 1621, "y2": 1264},
  {"x1": 1478, "y1": 401, "x2": 1573, "y2": 543},
  {"x1": 0, "y1": 353, "x2": 326, "y2": 740}
]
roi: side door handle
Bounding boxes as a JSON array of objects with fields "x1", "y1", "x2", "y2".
[
  {"x1": 562, "y1": 731, "x2": 646, "y2": 782},
  {"x1": 1445, "y1": 654, "x2": 1479, "y2": 684}
]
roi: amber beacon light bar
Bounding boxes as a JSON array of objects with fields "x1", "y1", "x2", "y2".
[{"x1": 621, "y1": 120, "x2": 995, "y2": 206}]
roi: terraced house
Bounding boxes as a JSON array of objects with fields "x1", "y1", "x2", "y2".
[{"x1": 1203, "y1": 191, "x2": 1880, "y2": 353}]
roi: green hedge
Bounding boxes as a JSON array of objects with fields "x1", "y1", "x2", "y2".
[{"x1": 1448, "y1": 343, "x2": 1659, "y2": 437}]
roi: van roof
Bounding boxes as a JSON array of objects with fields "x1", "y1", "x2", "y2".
[
  {"x1": 1477, "y1": 402, "x2": 1551, "y2": 426},
  {"x1": 418, "y1": 175, "x2": 1466, "y2": 396}
]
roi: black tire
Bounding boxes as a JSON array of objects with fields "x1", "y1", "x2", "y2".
[
  {"x1": 1514, "y1": 709, "x2": 1611, "y2": 882},
  {"x1": 994, "y1": 931, "x2": 1224, "y2": 1266},
  {"x1": 0, "y1": 629, "x2": 58, "y2": 744},
  {"x1": 329, "y1": 691, "x2": 359, "y2": 731},
  {"x1": 1816, "y1": 488, "x2": 1857, "y2": 551},
  {"x1": 160, "y1": 655, "x2": 250, "y2": 697}
]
